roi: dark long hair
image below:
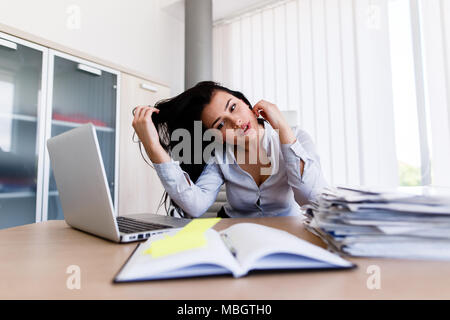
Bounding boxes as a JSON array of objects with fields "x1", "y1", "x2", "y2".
[{"x1": 133, "y1": 81, "x2": 262, "y2": 217}]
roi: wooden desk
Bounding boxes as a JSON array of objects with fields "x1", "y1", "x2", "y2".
[{"x1": 1, "y1": 217, "x2": 449, "y2": 299}]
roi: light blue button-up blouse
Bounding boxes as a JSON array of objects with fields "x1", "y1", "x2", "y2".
[{"x1": 153, "y1": 121, "x2": 328, "y2": 218}]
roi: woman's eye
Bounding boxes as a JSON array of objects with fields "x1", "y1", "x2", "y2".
[
  {"x1": 217, "y1": 122, "x2": 224, "y2": 130},
  {"x1": 230, "y1": 104, "x2": 236, "y2": 112}
]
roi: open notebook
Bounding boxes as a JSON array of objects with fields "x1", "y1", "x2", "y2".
[{"x1": 114, "y1": 223, "x2": 356, "y2": 282}]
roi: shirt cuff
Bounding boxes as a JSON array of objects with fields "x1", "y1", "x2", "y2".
[
  {"x1": 153, "y1": 159, "x2": 191, "y2": 193},
  {"x1": 280, "y1": 140, "x2": 315, "y2": 184},
  {"x1": 280, "y1": 139, "x2": 314, "y2": 163}
]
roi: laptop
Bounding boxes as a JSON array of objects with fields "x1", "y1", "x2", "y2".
[{"x1": 46, "y1": 123, "x2": 190, "y2": 243}]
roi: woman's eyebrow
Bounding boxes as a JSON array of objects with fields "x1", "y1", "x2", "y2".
[{"x1": 211, "y1": 98, "x2": 232, "y2": 127}]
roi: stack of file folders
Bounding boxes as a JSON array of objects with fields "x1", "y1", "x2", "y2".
[{"x1": 304, "y1": 185, "x2": 450, "y2": 260}]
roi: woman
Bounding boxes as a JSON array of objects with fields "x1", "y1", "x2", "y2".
[{"x1": 132, "y1": 81, "x2": 328, "y2": 218}]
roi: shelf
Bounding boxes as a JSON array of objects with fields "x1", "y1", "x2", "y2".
[
  {"x1": 0, "y1": 113, "x2": 37, "y2": 122},
  {"x1": 0, "y1": 113, "x2": 115, "y2": 134},
  {"x1": 0, "y1": 191, "x2": 35, "y2": 199},
  {"x1": 0, "y1": 190, "x2": 60, "y2": 199},
  {"x1": 51, "y1": 119, "x2": 115, "y2": 132},
  {"x1": 0, "y1": 113, "x2": 114, "y2": 132}
]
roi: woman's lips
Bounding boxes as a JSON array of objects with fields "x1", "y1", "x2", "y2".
[{"x1": 241, "y1": 121, "x2": 251, "y2": 135}]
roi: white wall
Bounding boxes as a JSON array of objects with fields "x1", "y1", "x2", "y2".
[{"x1": 0, "y1": 0, "x2": 185, "y2": 95}]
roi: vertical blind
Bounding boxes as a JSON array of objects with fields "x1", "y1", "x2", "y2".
[
  {"x1": 213, "y1": 0, "x2": 400, "y2": 187},
  {"x1": 419, "y1": 0, "x2": 450, "y2": 187}
]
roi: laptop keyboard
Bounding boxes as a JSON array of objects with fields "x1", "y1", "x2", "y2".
[{"x1": 116, "y1": 216, "x2": 171, "y2": 234}]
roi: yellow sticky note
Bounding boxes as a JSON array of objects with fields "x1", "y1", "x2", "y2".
[
  {"x1": 177, "y1": 217, "x2": 222, "y2": 235},
  {"x1": 143, "y1": 218, "x2": 221, "y2": 258}
]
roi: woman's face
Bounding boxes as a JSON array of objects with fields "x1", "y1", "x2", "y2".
[{"x1": 201, "y1": 90, "x2": 260, "y2": 146}]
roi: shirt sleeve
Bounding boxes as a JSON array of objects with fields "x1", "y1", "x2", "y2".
[
  {"x1": 280, "y1": 127, "x2": 329, "y2": 206},
  {"x1": 152, "y1": 157, "x2": 224, "y2": 218}
]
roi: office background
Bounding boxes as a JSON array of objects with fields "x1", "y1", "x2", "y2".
[{"x1": 0, "y1": 0, "x2": 449, "y2": 230}]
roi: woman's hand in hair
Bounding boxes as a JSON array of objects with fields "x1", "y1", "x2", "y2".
[
  {"x1": 252, "y1": 100, "x2": 296, "y2": 144},
  {"x1": 252, "y1": 100, "x2": 288, "y2": 130},
  {"x1": 132, "y1": 106, "x2": 161, "y2": 148}
]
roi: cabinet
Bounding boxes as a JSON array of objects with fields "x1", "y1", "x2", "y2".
[
  {"x1": 0, "y1": 33, "x2": 47, "y2": 229},
  {"x1": 118, "y1": 73, "x2": 168, "y2": 216},
  {"x1": 0, "y1": 32, "x2": 120, "y2": 229},
  {"x1": 0, "y1": 30, "x2": 172, "y2": 230},
  {"x1": 42, "y1": 50, "x2": 120, "y2": 220}
]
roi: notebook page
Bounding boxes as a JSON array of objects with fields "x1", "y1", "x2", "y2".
[
  {"x1": 220, "y1": 223, "x2": 353, "y2": 273},
  {"x1": 115, "y1": 229, "x2": 242, "y2": 281}
]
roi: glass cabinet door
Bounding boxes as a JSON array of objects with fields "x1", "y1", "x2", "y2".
[
  {"x1": 44, "y1": 52, "x2": 119, "y2": 221},
  {"x1": 0, "y1": 34, "x2": 46, "y2": 229}
]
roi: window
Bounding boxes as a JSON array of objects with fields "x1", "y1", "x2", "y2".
[
  {"x1": 388, "y1": 0, "x2": 427, "y2": 186},
  {"x1": 214, "y1": 0, "x2": 450, "y2": 188}
]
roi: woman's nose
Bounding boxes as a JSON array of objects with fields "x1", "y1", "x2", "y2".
[{"x1": 233, "y1": 118, "x2": 242, "y2": 128}]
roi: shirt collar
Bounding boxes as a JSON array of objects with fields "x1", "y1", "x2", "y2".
[{"x1": 261, "y1": 120, "x2": 275, "y2": 157}]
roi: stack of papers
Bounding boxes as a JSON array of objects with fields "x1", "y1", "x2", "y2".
[{"x1": 304, "y1": 185, "x2": 450, "y2": 260}]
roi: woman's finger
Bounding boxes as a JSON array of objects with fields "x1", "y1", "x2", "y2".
[
  {"x1": 253, "y1": 100, "x2": 267, "y2": 110},
  {"x1": 139, "y1": 106, "x2": 152, "y2": 120},
  {"x1": 253, "y1": 104, "x2": 264, "y2": 116},
  {"x1": 133, "y1": 106, "x2": 144, "y2": 121},
  {"x1": 141, "y1": 106, "x2": 160, "y2": 121},
  {"x1": 137, "y1": 106, "x2": 152, "y2": 120},
  {"x1": 141, "y1": 107, "x2": 155, "y2": 120},
  {"x1": 135, "y1": 106, "x2": 148, "y2": 119}
]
